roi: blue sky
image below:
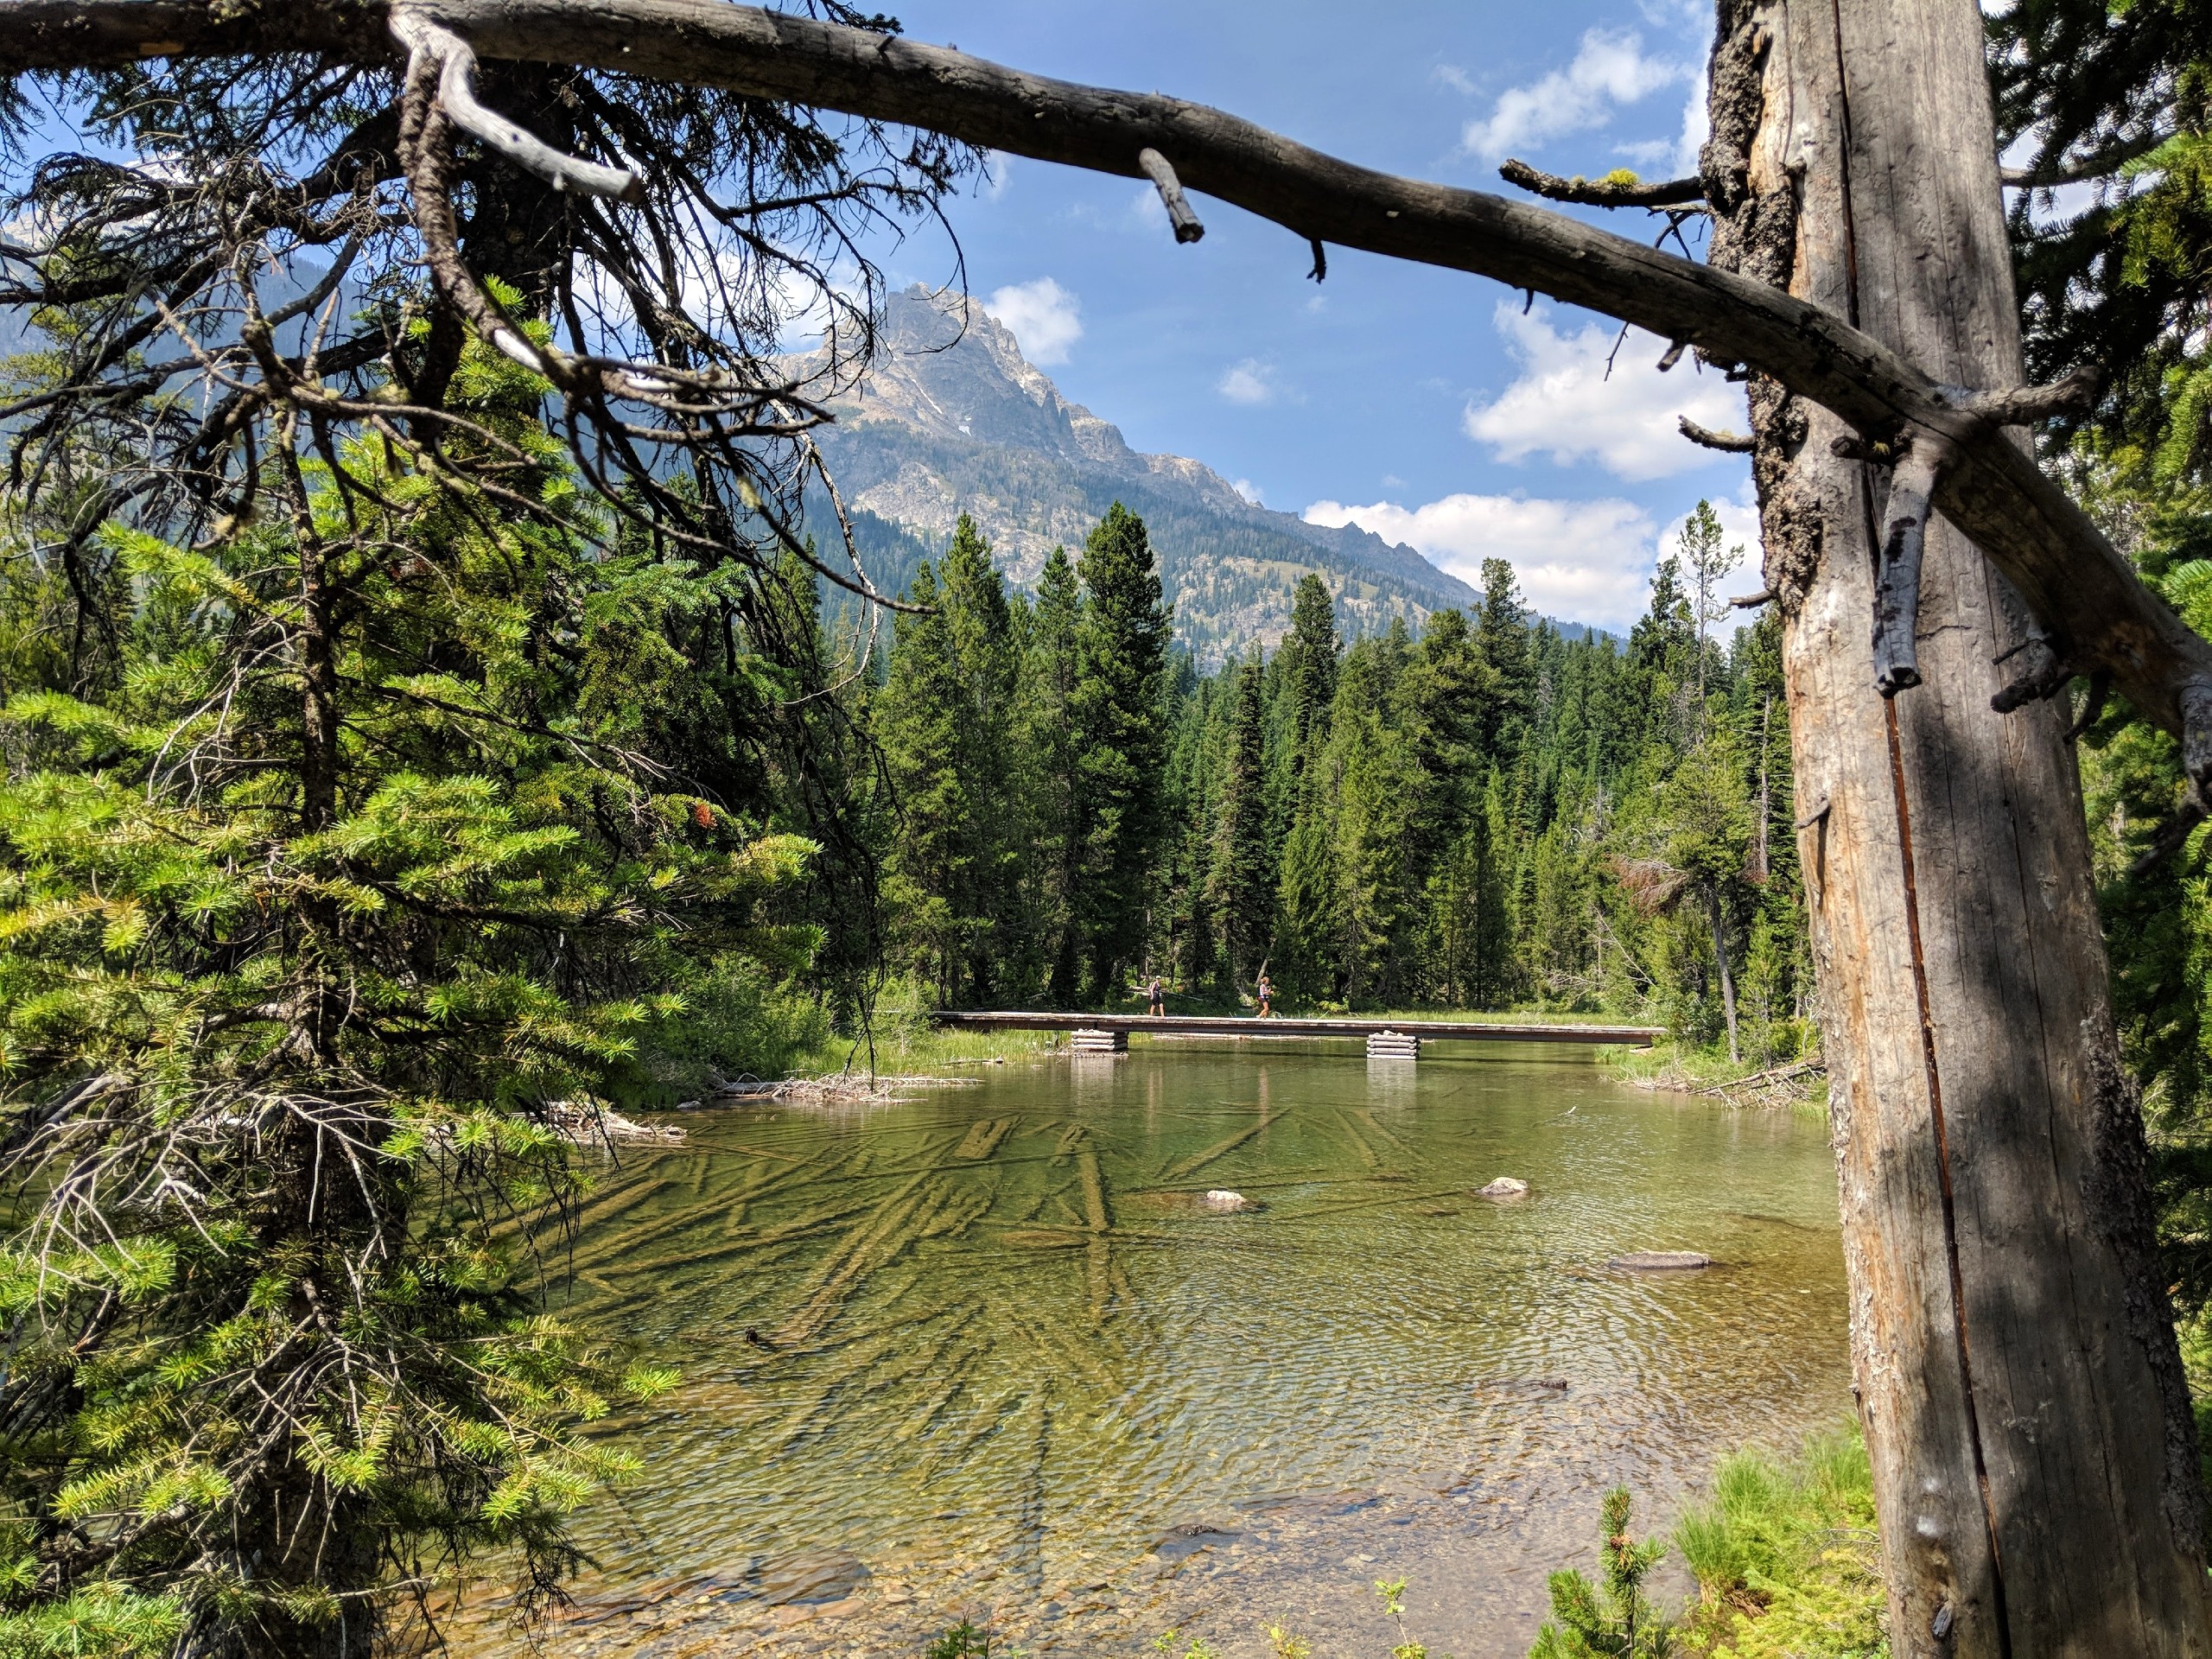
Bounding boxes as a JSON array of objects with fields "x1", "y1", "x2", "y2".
[{"x1": 855, "y1": 0, "x2": 1759, "y2": 630}]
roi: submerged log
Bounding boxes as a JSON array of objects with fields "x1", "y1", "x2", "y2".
[{"x1": 1607, "y1": 1251, "x2": 1712, "y2": 1272}]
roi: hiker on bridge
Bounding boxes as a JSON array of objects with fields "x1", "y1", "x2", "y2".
[
  {"x1": 1147, "y1": 976, "x2": 1165, "y2": 1017},
  {"x1": 1255, "y1": 971, "x2": 1274, "y2": 1019}
]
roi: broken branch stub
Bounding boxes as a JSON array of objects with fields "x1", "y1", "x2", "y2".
[
  {"x1": 1870, "y1": 436, "x2": 1953, "y2": 697},
  {"x1": 1950, "y1": 364, "x2": 2101, "y2": 429},
  {"x1": 1497, "y1": 157, "x2": 1706, "y2": 208},
  {"x1": 1137, "y1": 148, "x2": 1205, "y2": 243},
  {"x1": 1990, "y1": 630, "x2": 2072, "y2": 714},
  {"x1": 1680, "y1": 416, "x2": 1756, "y2": 453}
]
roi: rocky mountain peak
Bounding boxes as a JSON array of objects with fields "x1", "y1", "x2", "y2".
[{"x1": 835, "y1": 287, "x2": 1135, "y2": 470}]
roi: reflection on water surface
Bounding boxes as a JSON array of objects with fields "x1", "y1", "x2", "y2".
[{"x1": 455, "y1": 1044, "x2": 1848, "y2": 1657}]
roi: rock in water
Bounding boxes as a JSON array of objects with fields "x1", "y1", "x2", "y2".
[
  {"x1": 1608, "y1": 1250, "x2": 1712, "y2": 1271},
  {"x1": 1203, "y1": 1189, "x2": 1250, "y2": 1211},
  {"x1": 1475, "y1": 1177, "x2": 1529, "y2": 1198}
]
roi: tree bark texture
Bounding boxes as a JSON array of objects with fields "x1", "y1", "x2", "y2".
[{"x1": 1724, "y1": 2, "x2": 2212, "y2": 1652}]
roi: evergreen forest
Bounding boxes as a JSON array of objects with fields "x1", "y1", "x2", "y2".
[{"x1": 867, "y1": 505, "x2": 1812, "y2": 1069}]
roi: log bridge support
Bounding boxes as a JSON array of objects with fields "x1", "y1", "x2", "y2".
[{"x1": 930, "y1": 1012, "x2": 1661, "y2": 1062}]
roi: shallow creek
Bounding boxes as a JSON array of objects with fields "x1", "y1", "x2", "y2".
[{"x1": 452, "y1": 1043, "x2": 1850, "y2": 1658}]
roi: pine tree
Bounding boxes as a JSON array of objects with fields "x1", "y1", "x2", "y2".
[
  {"x1": 1068, "y1": 504, "x2": 1173, "y2": 1001},
  {"x1": 1332, "y1": 709, "x2": 1421, "y2": 1005},
  {"x1": 1677, "y1": 501, "x2": 1744, "y2": 714},
  {"x1": 1277, "y1": 573, "x2": 1340, "y2": 770},
  {"x1": 1531, "y1": 1487, "x2": 1672, "y2": 1659},
  {"x1": 1274, "y1": 793, "x2": 1341, "y2": 1004},
  {"x1": 1660, "y1": 731, "x2": 1753, "y2": 1064},
  {"x1": 877, "y1": 563, "x2": 964, "y2": 999},
  {"x1": 1477, "y1": 557, "x2": 1535, "y2": 769},
  {"x1": 1993, "y1": 0, "x2": 2212, "y2": 481},
  {"x1": 1474, "y1": 768, "x2": 1520, "y2": 1007},
  {"x1": 876, "y1": 515, "x2": 1019, "y2": 1003},
  {"x1": 1402, "y1": 607, "x2": 1494, "y2": 862},
  {"x1": 0, "y1": 335, "x2": 828, "y2": 1652},
  {"x1": 1211, "y1": 653, "x2": 1274, "y2": 984},
  {"x1": 1621, "y1": 550, "x2": 1697, "y2": 764},
  {"x1": 1022, "y1": 545, "x2": 1085, "y2": 1005}
]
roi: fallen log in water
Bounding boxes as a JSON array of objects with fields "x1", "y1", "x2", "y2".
[
  {"x1": 707, "y1": 1073, "x2": 985, "y2": 1106},
  {"x1": 953, "y1": 1116, "x2": 1016, "y2": 1160},
  {"x1": 1694, "y1": 1058, "x2": 1827, "y2": 1103},
  {"x1": 549, "y1": 1101, "x2": 686, "y2": 1145}
]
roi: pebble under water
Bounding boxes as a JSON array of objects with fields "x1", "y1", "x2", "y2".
[{"x1": 449, "y1": 1043, "x2": 1851, "y2": 1658}]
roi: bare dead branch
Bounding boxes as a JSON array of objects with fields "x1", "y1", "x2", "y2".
[
  {"x1": 1681, "y1": 416, "x2": 1756, "y2": 453},
  {"x1": 1499, "y1": 158, "x2": 1706, "y2": 208},
  {"x1": 1991, "y1": 630, "x2": 2072, "y2": 713},
  {"x1": 1948, "y1": 364, "x2": 2102, "y2": 429},
  {"x1": 390, "y1": 11, "x2": 644, "y2": 203}
]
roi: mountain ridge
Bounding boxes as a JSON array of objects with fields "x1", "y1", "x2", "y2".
[{"x1": 798, "y1": 288, "x2": 1495, "y2": 664}]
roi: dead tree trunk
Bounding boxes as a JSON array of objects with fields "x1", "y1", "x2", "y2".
[{"x1": 1716, "y1": 1, "x2": 2212, "y2": 1651}]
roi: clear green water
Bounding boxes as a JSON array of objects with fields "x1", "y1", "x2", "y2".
[{"x1": 457, "y1": 1045, "x2": 1849, "y2": 1658}]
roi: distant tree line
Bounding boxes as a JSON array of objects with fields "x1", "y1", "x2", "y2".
[{"x1": 868, "y1": 500, "x2": 1815, "y2": 1064}]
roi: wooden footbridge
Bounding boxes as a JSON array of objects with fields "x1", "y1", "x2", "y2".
[{"x1": 929, "y1": 1011, "x2": 1662, "y2": 1058}]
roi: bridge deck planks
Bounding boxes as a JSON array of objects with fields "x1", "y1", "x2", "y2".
[{"x1": 928, "y1": 1012, "x2": 1661, "y2": 1046}]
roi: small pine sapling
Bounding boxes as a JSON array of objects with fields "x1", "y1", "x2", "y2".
[
  {"x1": 1530, "y1": 1487, "x2": 1673, "y2": 1658},
  {"x1": 928, "y1": 1619, "x2": 1018, "y2": 1658}
]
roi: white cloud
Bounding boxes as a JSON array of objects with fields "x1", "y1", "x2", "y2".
[
  {"x1": 1130, "y1": 181, "x2": 1169, "y2": 232},
  {"x1": 1617, "y1": 82, "x2": 1706, "y2": 175},
  {"x1": 1635, "y1": 0, "x2": 1713, "y2": 30},
  {"x1": 983, "y1": 276, "x2": 1082, "y2": 366},
  {"x1": 1670, "y1": 79, "x2": 1710, "y2": 177},
  {"x1": 1463, "y1": 301, "x2": 1748, "y2": 481},
  {"x1": 1463, "y1": 29, "x2": 1682, "y2": 161},
  {"x1": 1434, "y1": 63, "x2": 1477, "y2": 96},
  {"x1": 982, "y1": 151, "x2": 1012, "y2": 200},
  {"x1": 1218, "y1": 359, "x2": 1285, "y2": 406},
  {"x1": 1231, "y1": 478, "x2": 1265, "y2": 505},
  {"x1": 1306, "y1": 493, "x2": 1660, "y2": 630},
  {"x1": 1306, "y1": 479, "x2": 1764, "y2": 632}
]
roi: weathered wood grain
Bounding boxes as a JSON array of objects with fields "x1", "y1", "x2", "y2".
[{"x1": 1743, "y1": 2, "x2": 2212, "y2": 1651}]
